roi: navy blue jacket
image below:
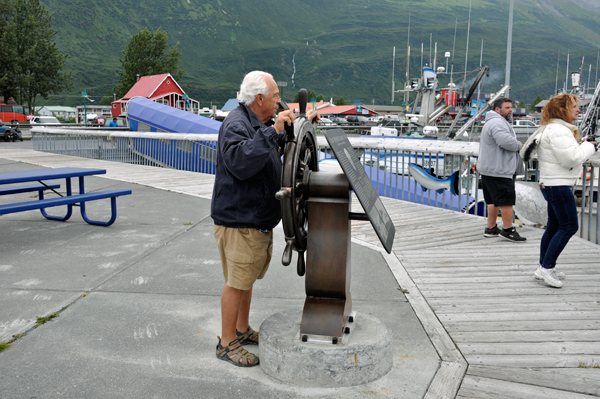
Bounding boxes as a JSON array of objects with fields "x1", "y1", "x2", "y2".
[{"x1": 211, "y1": 104, "x2": 286, "y2": 229}]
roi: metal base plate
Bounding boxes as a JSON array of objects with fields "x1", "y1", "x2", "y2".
[{"x1": 294, "y1": 311, "x2": 357, "y2": 345}]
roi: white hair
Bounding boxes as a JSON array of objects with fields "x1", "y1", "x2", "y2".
[{"x1": 237, "y1": 71, "x2": 273, "y2": 106}]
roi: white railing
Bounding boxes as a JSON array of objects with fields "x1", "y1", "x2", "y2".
[{"x1": 31, "y1": 128, "x2": 600, "y2": 243}]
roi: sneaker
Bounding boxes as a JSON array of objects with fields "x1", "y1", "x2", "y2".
[
  {"x1": 500, "y1": 227, "x2": 526, "y2": 242},
  {"x1": 535, "y1": 266, "x2": 565, "y2": 280},
  {"x1": 484, "y1": 225, "x2": 502, "y2": 237},
  {"x1": 534, "y1": 266, "x2": 563, "y2": 288}
]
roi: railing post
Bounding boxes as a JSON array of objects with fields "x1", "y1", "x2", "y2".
[{"x1": 581, "y1": 166, "x2": 589, "y2": 239}]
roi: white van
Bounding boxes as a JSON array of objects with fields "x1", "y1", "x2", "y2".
[{"x1": 30, "y1": 116, "x2": 61, "y2": 125}]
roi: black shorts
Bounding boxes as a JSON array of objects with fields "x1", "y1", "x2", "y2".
[{"x1": 481, "y1": 175, "x2": 516, "y2": 207}]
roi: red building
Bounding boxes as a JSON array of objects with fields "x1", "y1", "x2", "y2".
[{"x1": 111, "y1": 73, "x2": 200, "y2": 118}]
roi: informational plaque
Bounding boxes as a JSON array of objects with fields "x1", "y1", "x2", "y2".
[{"x1": 324, "y1": 129, "x2": 395, "y2": 253}]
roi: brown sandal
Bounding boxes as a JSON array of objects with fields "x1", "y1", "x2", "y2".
[
  {"x1": 216, "y1": 339, "x2": 259, "y2": 367},
  {"x1": 235, "y1": 326, "x2": 259, "y2": 346}
]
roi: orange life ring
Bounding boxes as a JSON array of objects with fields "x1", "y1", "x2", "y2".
[
  {"x1": 465, "y1": 160, "x2": 477, "y2": 174},
  {"x1": 581, "y1": 168, "x2": 592, "y2": 181}
]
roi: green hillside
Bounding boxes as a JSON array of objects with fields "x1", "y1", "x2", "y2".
[{"x1": 38, "y1": 0, "x2": 600, "y2": 107}]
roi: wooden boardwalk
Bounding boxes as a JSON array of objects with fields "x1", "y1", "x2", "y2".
[{"x1": 2, "y1": 148, "x2": 599, "y2": 398}]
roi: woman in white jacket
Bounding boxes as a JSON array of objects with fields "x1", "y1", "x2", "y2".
[{"x1": 535, "y1": 93, "x2": 597, "y2": 288}]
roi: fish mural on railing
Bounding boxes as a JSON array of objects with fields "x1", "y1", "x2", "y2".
[{"x1": 408, "y1": 163, "x2": 459, "y2": 196}]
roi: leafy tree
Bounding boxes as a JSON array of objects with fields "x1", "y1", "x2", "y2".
[
  {"x1": 99, "y1": 96, "x2": 113, "y2": 105},
  {"x1": 0, "y1": 0, "x2": 69, "y2": 108},
  {"x1": 334, "y1": 97, "x2": 346, "y2": 106},
  {"x1": 530, "y1": 94, "x2": 543, "y2": 113},
  {"x1": 315, "y1": 94, "x2": 325, "y2": 102},
  {"x1": 19, "y1": 0, "x2": 69, "y2": 109},
  {"x1": 293, "y1": 89, "x2": 317, "y2": 103},
  {"x1": 518, "y1": 99, "x2": 526, "y2": 108},
  {"x1": 0, "y1": 0, "x2": 18, "y2": 102},
  {"x1": 114, "y1": 28, "x2": 185, "y2": 98}
]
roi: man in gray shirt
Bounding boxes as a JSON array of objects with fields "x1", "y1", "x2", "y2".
[{"x1": 477, "y1": 97, "x2": 526, "y2": 242}]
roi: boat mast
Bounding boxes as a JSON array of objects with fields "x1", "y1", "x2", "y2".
[
  {"x1": 594, "y1": 47, "x2": 600, "y2": 85},
  {"x1": 565, "y1": 52, "x2": 570, "y2": 92},
  {"x1": 588, "y1": 63, "x2": 592, "y2": 95},
  {"x1": 578, "y1": 56, "x2": 585, "y2": 94},
  {"x1": 392, "y1": 46, "x2": 396, "y2": 104},
  {"x1": 404, "y1": 14, "x2": 411, "y2": 108},
  {"x1": 476, "y1": 39, "x2": 483, "y2": 112},
  {"x1": 421, "y1": 43, "x2": 424, "y2": 76},
  {"x1": 505, "y1": 0, "x2": 514, "y2": 98},
  {"x1": 463, "y1": 0, "x2": 472, "y2": 97},
  {"x1": 555, "y1": 51, "x2": 560, "y2": 95},
  {"x1": 450, "y1": 19, "x2": 457, "y2": 86},
  {"x1": 429, "y1": 33, "x2": 432, "y2": 66}
]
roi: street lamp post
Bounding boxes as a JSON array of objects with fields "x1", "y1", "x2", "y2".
[
  {"x1": 81, "y1": 90, "x2": 94, "y2": 125},
  {"x1": 82, "y1": 90, "x2": 87, "y2": 126},
  {"x1": 277, "y1": 81, "x2": 287, "y2": 101}
]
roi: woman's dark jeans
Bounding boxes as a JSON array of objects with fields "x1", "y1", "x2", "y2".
[{"x1": 539, "y1": 185, "x2": 578, "y2": 269}]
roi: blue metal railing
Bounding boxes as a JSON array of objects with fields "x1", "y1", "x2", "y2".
[{"x1": 31, "y1": 128, "x2": 600, "y2": 243}]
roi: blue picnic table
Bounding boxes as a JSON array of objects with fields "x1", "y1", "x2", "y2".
[{"x1": 0, "y1": 167, "x2": 132, "y2": 226}]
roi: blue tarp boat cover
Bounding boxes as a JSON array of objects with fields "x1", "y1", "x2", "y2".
[
  {"x1": 221, "y1": 99, "x2": 239, "y2": 111},
  {"x1": 127, "y1": 97, "x2": 221, "y2": 134}
]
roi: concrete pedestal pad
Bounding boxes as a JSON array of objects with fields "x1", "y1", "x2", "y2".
[{"x1": 259, "y1": 310, "x2": 393, "y2": 387}]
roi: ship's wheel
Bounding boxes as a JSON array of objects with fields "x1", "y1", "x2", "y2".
[{"x1": 276, "y1": 89, "x2": 319, "y2": 276}]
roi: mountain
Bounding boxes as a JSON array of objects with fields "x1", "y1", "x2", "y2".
[{"x1": 38, "y1": 0, "x2": 600, "y2": 108}]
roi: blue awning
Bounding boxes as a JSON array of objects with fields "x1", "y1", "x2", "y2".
[{"x1": 127, "y1": 97, "x2": 221, "y2": 134}]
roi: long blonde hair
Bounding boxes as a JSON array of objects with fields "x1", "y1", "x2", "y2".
[{"x1": 541, "y1": 93, "x2": 580, "y2": 140}]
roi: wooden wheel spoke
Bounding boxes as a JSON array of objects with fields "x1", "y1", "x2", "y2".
[
  {"x1": 303, "y1": 148, "x2": 312, "y2": 165},
  {"x1": 278, "y1": 117, "x2": 317, "y2": 254}
]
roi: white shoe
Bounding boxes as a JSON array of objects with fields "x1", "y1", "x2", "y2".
[
  {"x1": 534, "y1": 266, "x2": 563, "y2": 288},
  {"x1": 535, "y1": 265, "x2": 565, "y2": 279}
]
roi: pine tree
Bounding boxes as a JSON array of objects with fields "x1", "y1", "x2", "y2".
[{"x1": 530, "y1": 94, "x2": 544, "y2": 113}]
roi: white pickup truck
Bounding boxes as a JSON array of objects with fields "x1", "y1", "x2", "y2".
[{"x1": 512, "y1": 119, "x2": 539, "y2": 141}]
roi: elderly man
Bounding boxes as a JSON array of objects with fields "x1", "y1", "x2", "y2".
[
  {"x1": 477, "y1": 97, "x2": 526, "y2": 242},
  {"x1": 211, "y1": 71, "x2": 318, "y2": 367}
]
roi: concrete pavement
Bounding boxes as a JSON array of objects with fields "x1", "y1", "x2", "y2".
[{"x1": 0, "y1": 149, "x2": 440, "y2": 398}]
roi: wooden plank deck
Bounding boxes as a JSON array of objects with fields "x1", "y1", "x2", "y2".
[{"x1": 2, "y1": 148, "x2": 599, "y2": 398}]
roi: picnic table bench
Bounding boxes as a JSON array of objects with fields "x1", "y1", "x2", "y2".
[{"x1": 0, "y1": 167, "x2": 132, "y2": 226}]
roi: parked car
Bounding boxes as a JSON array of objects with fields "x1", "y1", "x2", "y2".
[
  {"x1": 512, "y1": 119, "x2": 539, "y2": 141},
  {"x1": 319, "y1": 117, "x2": 334, "y2": 126},
  {"x1": 329, "y1": 116, "x2": 348, "y2": 125},
  {"x1": 379, "y1": 118, "x2": 406, "y2": 128},
  {"x1": 346, "y1": 115, "x2": 368, "y2": 125},
  {"x1": 0, "y1": 119, "x2": 13, "y2": 140},
  {"x1": 30, "y1": 116, "x2": 61, "y2": 125}
]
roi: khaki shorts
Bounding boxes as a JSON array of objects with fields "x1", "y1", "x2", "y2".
[{"x1": 214, "y1": 225, "x2": 273, "y2": 291}]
